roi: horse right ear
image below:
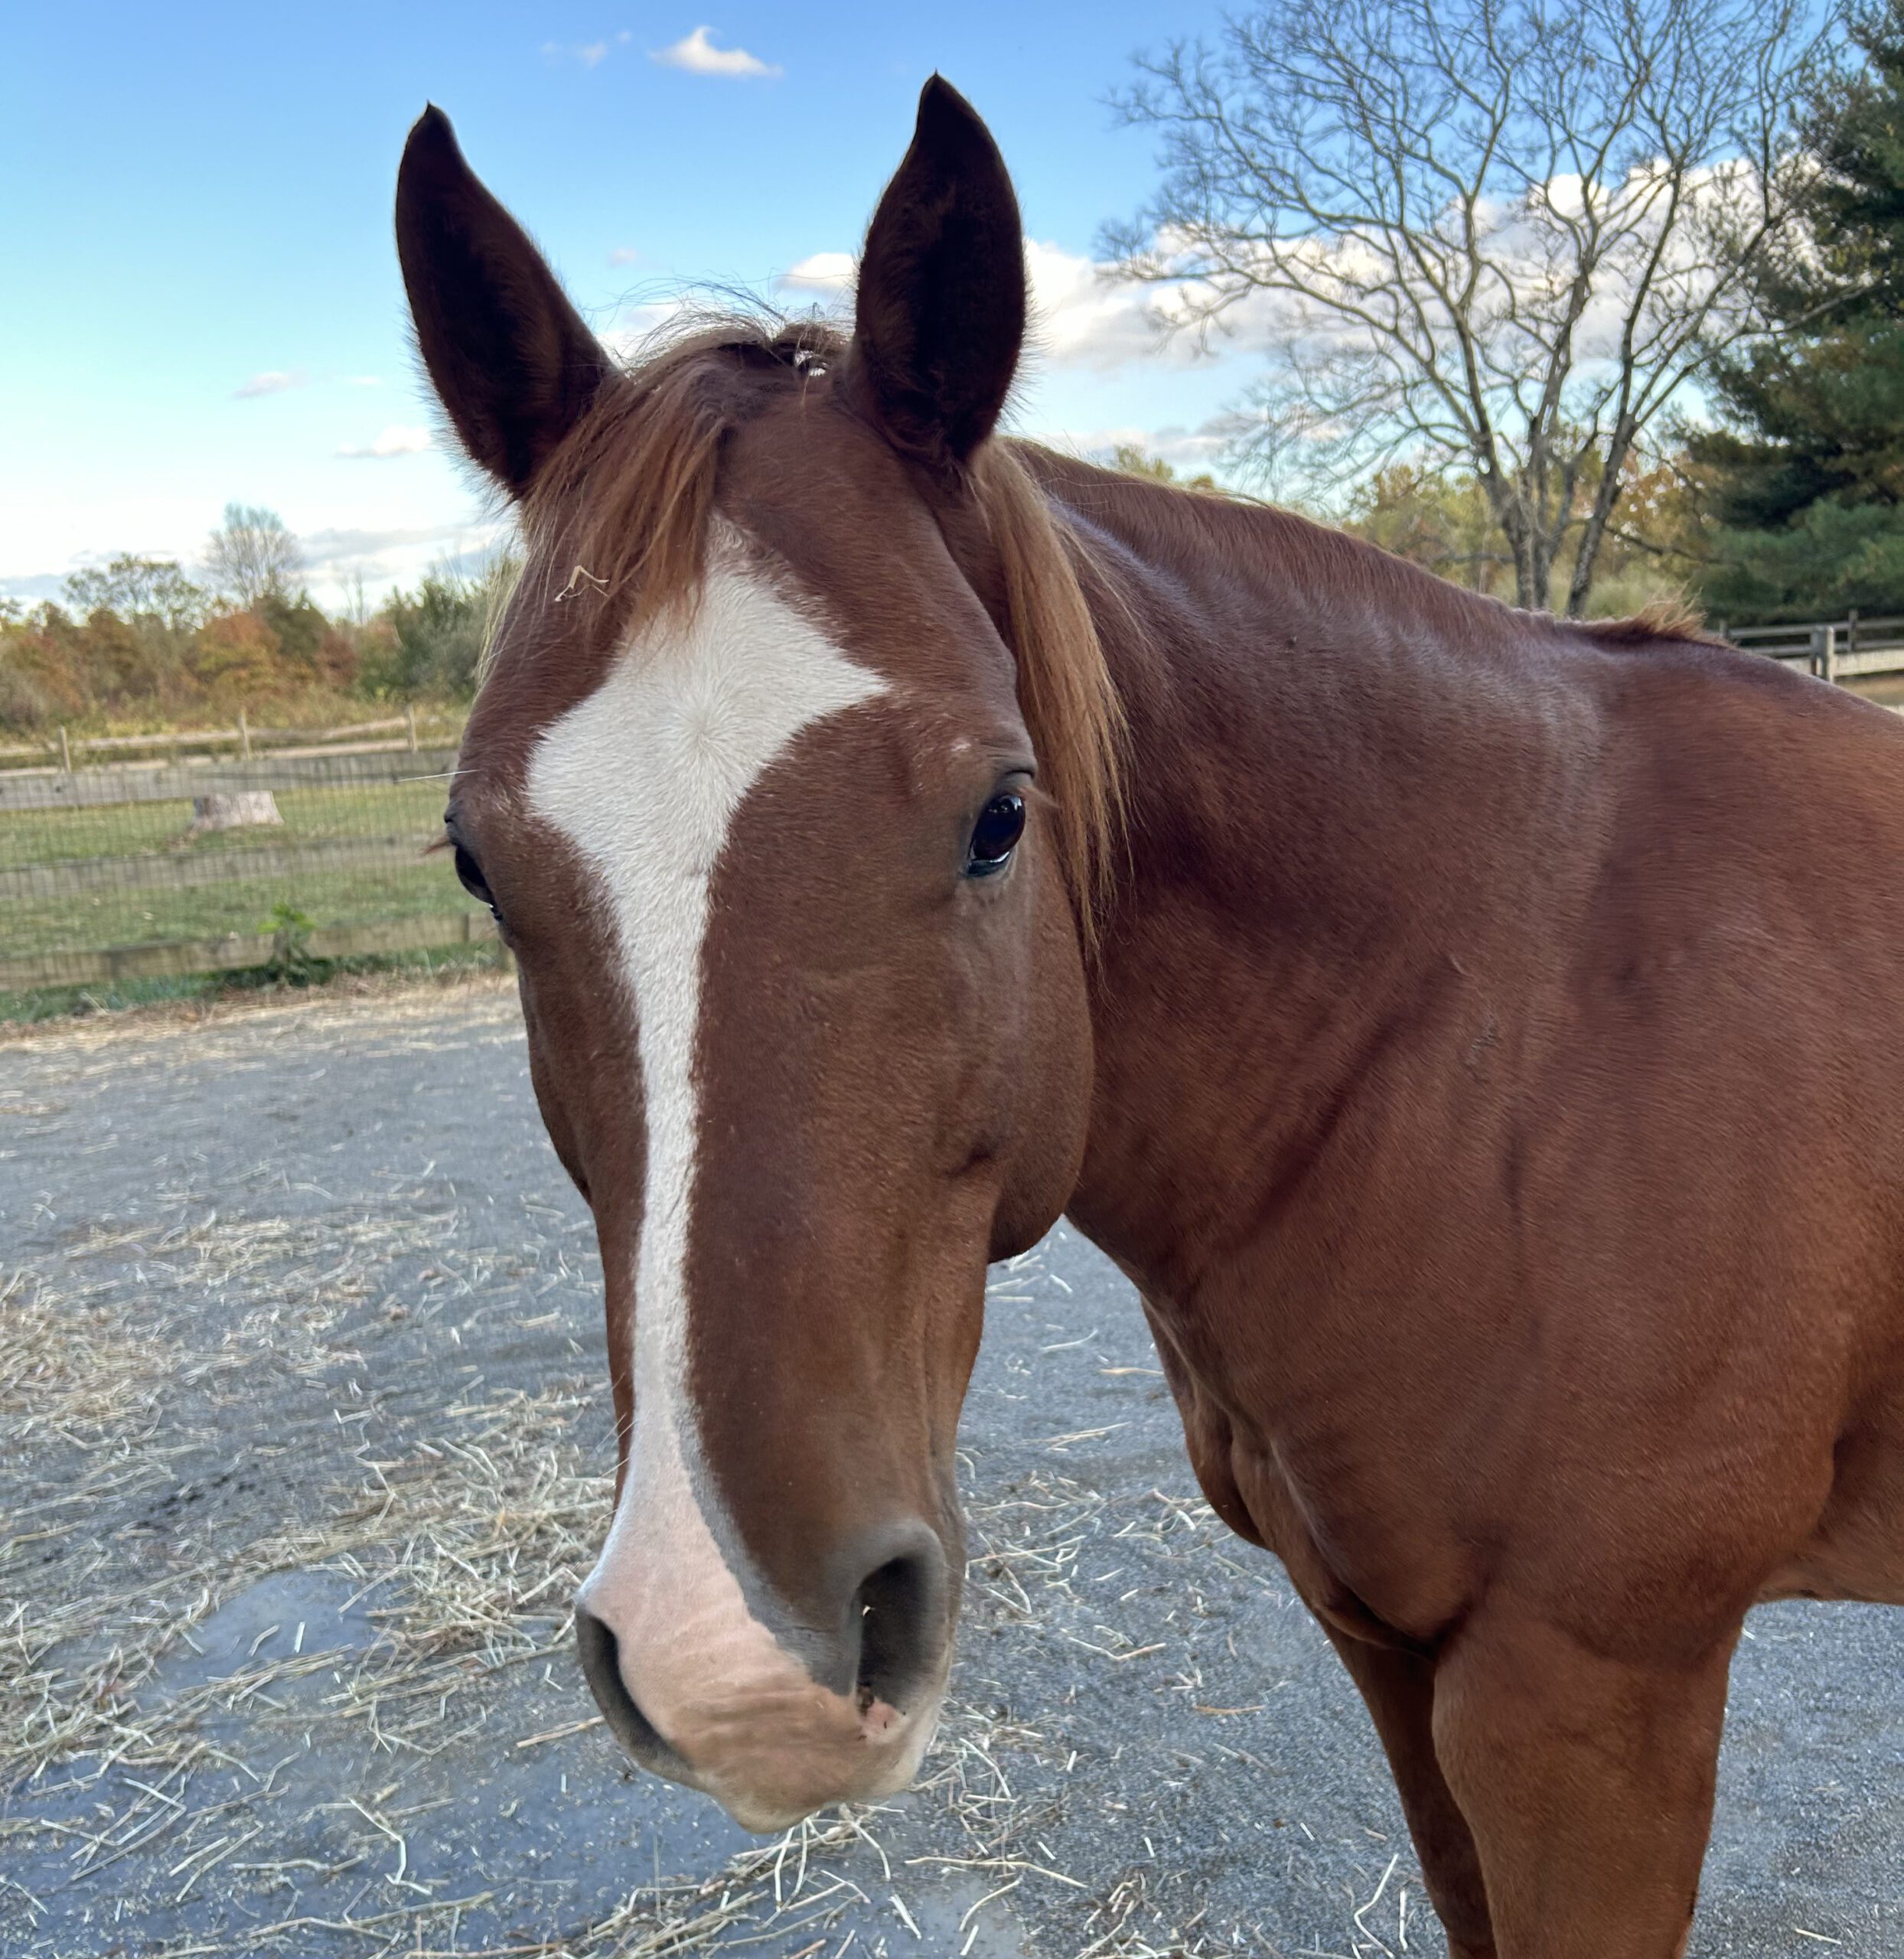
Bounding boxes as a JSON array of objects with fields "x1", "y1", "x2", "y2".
[
  {"x1": 396, "y1": 107, "x2": 613, "y2": 498},
  {"x1": 846, "y1": 77, "x2": 1026, "y2": 473}
]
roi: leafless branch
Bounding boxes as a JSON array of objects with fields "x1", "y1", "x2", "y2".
[{"x1": 1107, "y1": 0, "x2": 1831, "y2": 611}]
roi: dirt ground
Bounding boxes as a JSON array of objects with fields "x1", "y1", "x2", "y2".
[{"x1": 5, "y1": 979, "x2": 1904, "y2": 1958}]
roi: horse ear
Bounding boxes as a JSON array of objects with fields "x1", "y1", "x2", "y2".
[
  {"x1": 396, "y1": 107, "x2": 613, "y2": 498},
  {"x1": 847, "y1": 77, "x2": 1026, "y2": 470}
]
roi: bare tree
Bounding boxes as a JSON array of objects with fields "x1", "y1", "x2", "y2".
[
  {"x1": 203, "y1": 503, "x2": 302, "y2": 610},
  {"x1": 1108, "y1": 0, "x2": 1828, "y2": 614}
]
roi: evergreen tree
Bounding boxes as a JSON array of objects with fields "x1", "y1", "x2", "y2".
[{"x1": 1694, "y1": 3, "x2": 1904, "y2": 621}]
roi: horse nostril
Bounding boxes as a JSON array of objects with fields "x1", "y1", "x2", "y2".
[
  {"x1": 850, "y1": 1546, "x2": 944, "y2": 1716},
  {"x1": 574, "y1": 1602, "x2": 686, "y2": 1771}
]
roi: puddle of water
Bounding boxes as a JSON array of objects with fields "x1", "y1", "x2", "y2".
[{"x1": 145, "y1": 1566, "x2": 377, "y2": 1706}]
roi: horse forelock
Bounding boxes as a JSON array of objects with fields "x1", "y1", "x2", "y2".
[{"x1": 484, "y1": 315, "x2": 1127, "y2": 950}]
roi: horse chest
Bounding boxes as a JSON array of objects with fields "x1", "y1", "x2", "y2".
[{"x1": 1139, "y1": 1289, "x2": 1479, "y2": 1650}]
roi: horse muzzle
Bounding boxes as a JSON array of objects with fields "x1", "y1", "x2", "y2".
[{"x1": 573, "y1": 1516, "x2": 953, "y2": 1830}]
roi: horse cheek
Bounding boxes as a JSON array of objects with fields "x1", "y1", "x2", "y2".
[{"x1": 988, "y1": 865, "x2": 1094, "y2": 1260}]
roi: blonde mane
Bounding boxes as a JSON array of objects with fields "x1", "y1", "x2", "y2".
[{"x1": 506, "y1": 318, "x2": 1126, "y2": 947}]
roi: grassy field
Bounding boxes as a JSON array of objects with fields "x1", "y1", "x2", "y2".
[
  {"x1": 0, "y1": 940, "x2": 508, "y2": 1024},
  {"x1": 2, "y1": 863, "x2": 482, "y2": 957},
  {"x1": 0, "y1": 778, "x2": 476, "y2": 957},
  {"x1": 0, "y1": 777, "x2": 448, "y2": 867}
]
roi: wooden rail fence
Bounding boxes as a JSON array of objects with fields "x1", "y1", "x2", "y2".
[
  {"x1": 0, "y1": 747, "x2": 461, "y2": 813},
  {"x1": 1722, "y1": 613, "x2": 1904, "y2": 683},
  {"x1": 0, "y1": 707, "x2": 459, "y2": 768}
]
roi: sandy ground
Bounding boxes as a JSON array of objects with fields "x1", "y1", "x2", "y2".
[{"x1": 4, "y1": 979, "x2": 1903, "y2": 1957}]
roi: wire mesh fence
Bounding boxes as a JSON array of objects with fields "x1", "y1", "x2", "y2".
[
  {"x1": 8, "y1": 613, "x2": 1904, "y2": 1003},
  {"x1": 0, "y1": 709, "x2": 488, "y2": 995}
]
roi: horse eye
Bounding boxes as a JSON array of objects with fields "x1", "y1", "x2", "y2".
[
  {"x1": 966, "y1": 794, "x2": 1026, "y2": 877},
  {"x1": 452, "y1": 843, "x2": 494, "y2": 908}
]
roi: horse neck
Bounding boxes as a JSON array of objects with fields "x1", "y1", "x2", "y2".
[{"x1": 1046, "y1": 465, "x2": 1591, "y2": 1288}]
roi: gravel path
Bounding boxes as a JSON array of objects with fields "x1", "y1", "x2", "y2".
[{"x1": 3, "y1": 978, "x2": 1902, "y2": 1957}]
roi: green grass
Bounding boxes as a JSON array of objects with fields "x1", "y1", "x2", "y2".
[
  {"x1": 0, "y1": 940, "x2": 508, "y2": 1025},
  {"x1": 0, "y1": 777, "x2": 474, "y2": 958},
  {"x1": 0, "y1": 779, "x2": 448, "y2": 868},
  {"x1": 2, "y1": 863, "x2": 484, "y2": 960}
]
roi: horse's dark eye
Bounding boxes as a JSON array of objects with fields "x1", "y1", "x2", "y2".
[
  {"x1": 966, "y1": 794, "x2": 1025, "y2": 876},
  {"x1": 452, "y1": 843, "x2": 494, "y2": 908}
]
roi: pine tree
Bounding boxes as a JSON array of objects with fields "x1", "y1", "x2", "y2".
[{"x1": 1694, "y1": 2, "x2": 1904, "y2": 621}]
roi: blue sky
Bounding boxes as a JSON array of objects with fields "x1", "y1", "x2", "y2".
[{"x1": 2, "y1": 2, "x2": 1254, "y2": 609}]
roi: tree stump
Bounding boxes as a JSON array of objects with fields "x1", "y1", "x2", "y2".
[{"x1": 188, "y1": 790, "x2": 284, "y2": 835}]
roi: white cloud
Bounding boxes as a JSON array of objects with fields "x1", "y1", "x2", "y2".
[
  {"x1": 1024, "y1": 241, "x2": 1237, "y2": 375},
  {"x1": 751, "y1": 241, "x2": 1218, "y2": 373},
  {"x1": 608, "y1": 246, "x2": 640, "y2": 267},
  {"x1": 235, "y1": 370, "x2": 304, "y2": 399},
  {"x1": 344, "y1": 374, "x2": 382, "y2": 388},
  {"x1": 301, "y1": 520, "x2": 497, "y2": 572},
  {"x1": 337, "y1": 425, "x2": 435, "y2": 461},
  {"x1": 600, "y1": 298, "x2": 696, "y2": 363},
  {"x1": 0, "y1": 517, "x2": 510, "y2": 613},
  {"x1": 1035, "y1": 420, "x2": 1238, "y2": 476},
  {"x1": 298, "y1": 520, "x2": 511, "y2": 606},
  {"x1": 778, "y1": 251, "x2": 854, "y2": 296},
  {"x1": 543, "y1": 34, "x2": 619, "y2": 65},
  {"x1": 650, "y1": 26, "x2": 780, "y2": 78},
  {"x1": 0, "y1": 570, "x2": 70, "y2": 604}
]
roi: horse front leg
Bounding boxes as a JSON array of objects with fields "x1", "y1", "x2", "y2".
[
  {"x1": 1322, "y1": 1625, "x2": 1497, "y2": 1959},
  {"x1": 1430, "y1": 1605, "x2": 1736, "y2": 1959}
]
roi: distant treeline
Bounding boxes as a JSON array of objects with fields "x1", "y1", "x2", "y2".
[
  {"x1": 0, "y1": 429, "x2": 1846, "y2": 745},
  {"x1": 0, "y1": 505, "x2": 517, "y2": 737}
]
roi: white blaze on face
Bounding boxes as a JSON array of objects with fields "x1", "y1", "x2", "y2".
[{"x1": 526, "y1": 542, "x2": 922, "y2": 1827}]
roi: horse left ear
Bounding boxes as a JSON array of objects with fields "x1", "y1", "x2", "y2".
[
  {"x1": 396, "y1": 106, "x2": 613, "y2": 498},
  {"x1": 846, "y1": 77, "x2": 1026, "y2": 471}
]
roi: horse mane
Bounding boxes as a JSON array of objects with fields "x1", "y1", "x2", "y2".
[
  {"x1": 511, "y1": 315, "x2": 1126, "y2": 948},
  {"x1": 1573, "y1": 597, "x2": 1723, "y2": 647},
  {"x1": 1019, "y1": 444, "x2": 1721, "y2": 659}
]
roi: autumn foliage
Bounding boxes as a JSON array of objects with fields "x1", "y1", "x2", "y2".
[
  {"x1": 0, "y1": 593, "x2": 383, "y2": 735},
  {"x1": 0, "y1": 526, "x2": 508, "y2": 739}
]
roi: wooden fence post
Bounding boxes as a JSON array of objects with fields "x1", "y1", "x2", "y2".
[
  {"x1": 1822, "y1": 624, "x2": 1838, "y2": 686},
  {"x1": 1850, "y1": 608, "x2": 1860, "y2": 660},
  {"x1": 57, "y1": 725, "x2": 71, "y2": 773},
  {"x1": 406, "y1": 703, "x2": 418, "y2": 753},
  {"x1": 237, "y1": 706, "x2": 252, "y2": 760}
]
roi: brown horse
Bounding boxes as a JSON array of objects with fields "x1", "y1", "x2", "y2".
[{"x1": 398, "y1": 80, "x2": 1904, "y2": 1957}]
